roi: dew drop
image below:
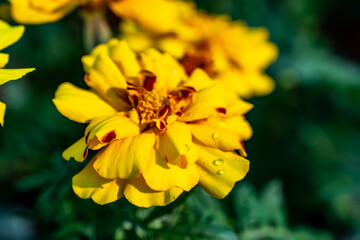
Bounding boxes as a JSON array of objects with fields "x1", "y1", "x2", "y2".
[
  {"x1": 217, "y1": 169, "x2": 226, "y2": 175},
  {"x1": 213, "y1": 159, "x2": 224, "y2": 166},
  {"x1": 212, "y1": 132, "x2": 221, "y2": 139}
]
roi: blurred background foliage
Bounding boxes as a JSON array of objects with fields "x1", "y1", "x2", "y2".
[{"x1": 0, "y1": 0, "x2": 360, "y2": 239}]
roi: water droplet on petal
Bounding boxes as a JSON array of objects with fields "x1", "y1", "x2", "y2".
[
  {"x1": 217, "y1": 169, "x2": 226, "y2": 175},
  {"x1": 212, "y1": 132, "x2": 221, "y2": 139},
  {"x1": 213, "y1": 159, "x2": 224, "y2": 166}
]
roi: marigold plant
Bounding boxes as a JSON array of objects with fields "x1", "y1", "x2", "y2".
[
  {"x1": 53, "y1": 39, "x2": 252, "y2": 207},
  {"x1": 0, "y1": 20, "x2": 34, "y2": 126},
  {"x1": 121, "y1": 3, "x2": 278, "y2": 98}
]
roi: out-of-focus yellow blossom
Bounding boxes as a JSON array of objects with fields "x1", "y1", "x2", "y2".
[
  {"x1": 53, "y1": 39, "x2": 252, "y2": 207},
  {"x1": 0, "y1": 20, "x2": 34, "y2": 126},
  {"x1": 10, "y1": 0, "x2": 188, "y2": 34},
  {"x1": 121, "y1": 4, "x2": 278, "y2": 98}
]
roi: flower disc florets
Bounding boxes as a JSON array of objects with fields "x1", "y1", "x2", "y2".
[{"x1": 53, "y1": 39, "x2": 253, "y2": 207}]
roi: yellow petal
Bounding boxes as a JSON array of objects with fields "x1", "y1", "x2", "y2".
[
  {"x1": 180, "y1": 83, "x2": 227, "y2": 122},
  {"x1": 93, "y1": 132, "x2": 156, "y2": 179},
  {"x1": 143, "y1": 152, "x2": 199, "y2": 191},
  {"x1": 0, "y1": 53, "x2": 9, "y2": 68},
  {"x1": 81, "y1": 39, "x2": 120, "y2": 71},
  {"x1": 183, "y1": 68, "x2": 214, "y2": 91},
  {"x1": 157, "y1": 37, "x2": 187, "y2": 59},
  {"x1": 10, "y1": 0, "x2": 77, "y2": 24},
  {"x1": 110, "y1": 40, "x2": 141, "y2": 78},
  {"x1": 196, "y1": 145, "x2": 249, "y2": 199},
  {"x1": 72, "y1": 160, "x2": 125, "y2": 205},
  {"x1": 246, "y1": 72, "x2": 275, "y2": 97},
  {"x1": 119, "y1": 21, "x2": 154, "y2": 52},
  {"x1": 124, "y1": 175, "x2": 183, "y2": 208},
  {"x1": 219, "y1": 69, "x2": 275, "y2": 98},
  {"x1": 140, "y1": 48, "x2": 186, "y2": 92},
  {"x1": 85, "y1": 113, "x2": 140, "y2": 150},
  {"x1": 157, "y1": 122, "x2": 198, "y2": 167},
  {"x1": 223, "y1": 116, "x2": 253, "y2": 141},
  {"x1": 218, "y1": 69, "x2": 252, "y2": 98},
  {"x1": 220, "y1": 24, "x2": 278, "y2": 70},
  {"x1": 85, "y1": 51, "x2": 129, "y2": 110},
  {"x1": 188, "y1": 118, "x2": 244, "y2": 151},
  {"x1": 0, "y1": 68, "x2": 34, "y2": 85},
  {"x1": 109, "y1": 0, "x2": 182, "y2": 34},
  {"x1": 227, "y1": 98, "x2": 253, "y2": 116},
  {"x1": 0, "y1": 101, "x2": 5, "y2": 126},
  {"x1": 0, "y1": 20, "x2": 24, "y2": 50},
  {"x1": 53, "y1": 82, "x2": 116, "y2": 123},
  {"x1": 62, "y1": 137, "x2": 88, "y2": 162},
  {"x1": 28, "y1": 0, "x2": 73, "y2": 12}
]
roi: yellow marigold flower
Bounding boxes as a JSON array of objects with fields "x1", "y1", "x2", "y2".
[
  {"x1": 121, "y1": 4, "x2": 278, "y2": 98},
  {"x1": 53, "y1": 39, "x2": 252, "y2": 207},
  {"x1": 10, "y1": 0, "x2": 188, "y2": 33},
  {"x1": 0, "y1": 20, "x2": 34, "y2": 126}
]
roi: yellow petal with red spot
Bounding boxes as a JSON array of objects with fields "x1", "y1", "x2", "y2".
[
  {"x1": 0, "y1": 101, "x2": 5, "y2": 126},
  {"x1": 62, "y1": 137, "x2": 88, "y2": 162},
  {"x1": 53, "y1": 82, "x2": 116, "y2": 123},
  {"x1": 181, "y1": 84, "x2": 227, "y2": 122},
  {"x1": 143, "y1": 152, "x2": 199, "y2": 192},
  {"x1": 93, "y1": 132, "x2": 156, "y2": 179},
  {"x1": 85, "y1": 113, "x2": 140, "y2": 150},
  {"x1": 157, "y1": 122, "x2": 198, "y2": 167},
  {"x1": 72, "y1": 160, "x2": 126, "y2": 205},
  {"x1": 124, "y1": 175, "x2": 183, "y2": 208},
  {"x1": 196, "y1": 144, "x2": 249, "y2": 199},
  {"x1": 140, "y1": 48, "x2": 186, "y2": 92}
]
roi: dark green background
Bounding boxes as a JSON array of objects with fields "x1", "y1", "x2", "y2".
[{"x1": 0, "y1": 0, "x2": 360, "y2": 239}]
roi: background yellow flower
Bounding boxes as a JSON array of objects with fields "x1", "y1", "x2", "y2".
[
  {"x1": 53, "y1": 39, "x2": 252, "y2": 207},
  {"x1": 121, "y1": 3, "x2": 278, "y2": 98},
  {"x1": 10, "y1": 0, "x2": 188, "y2": 34}
]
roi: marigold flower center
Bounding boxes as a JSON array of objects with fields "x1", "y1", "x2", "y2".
[{"x1": 136, "y1": 90, "x2": 165, "y2": 121}]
